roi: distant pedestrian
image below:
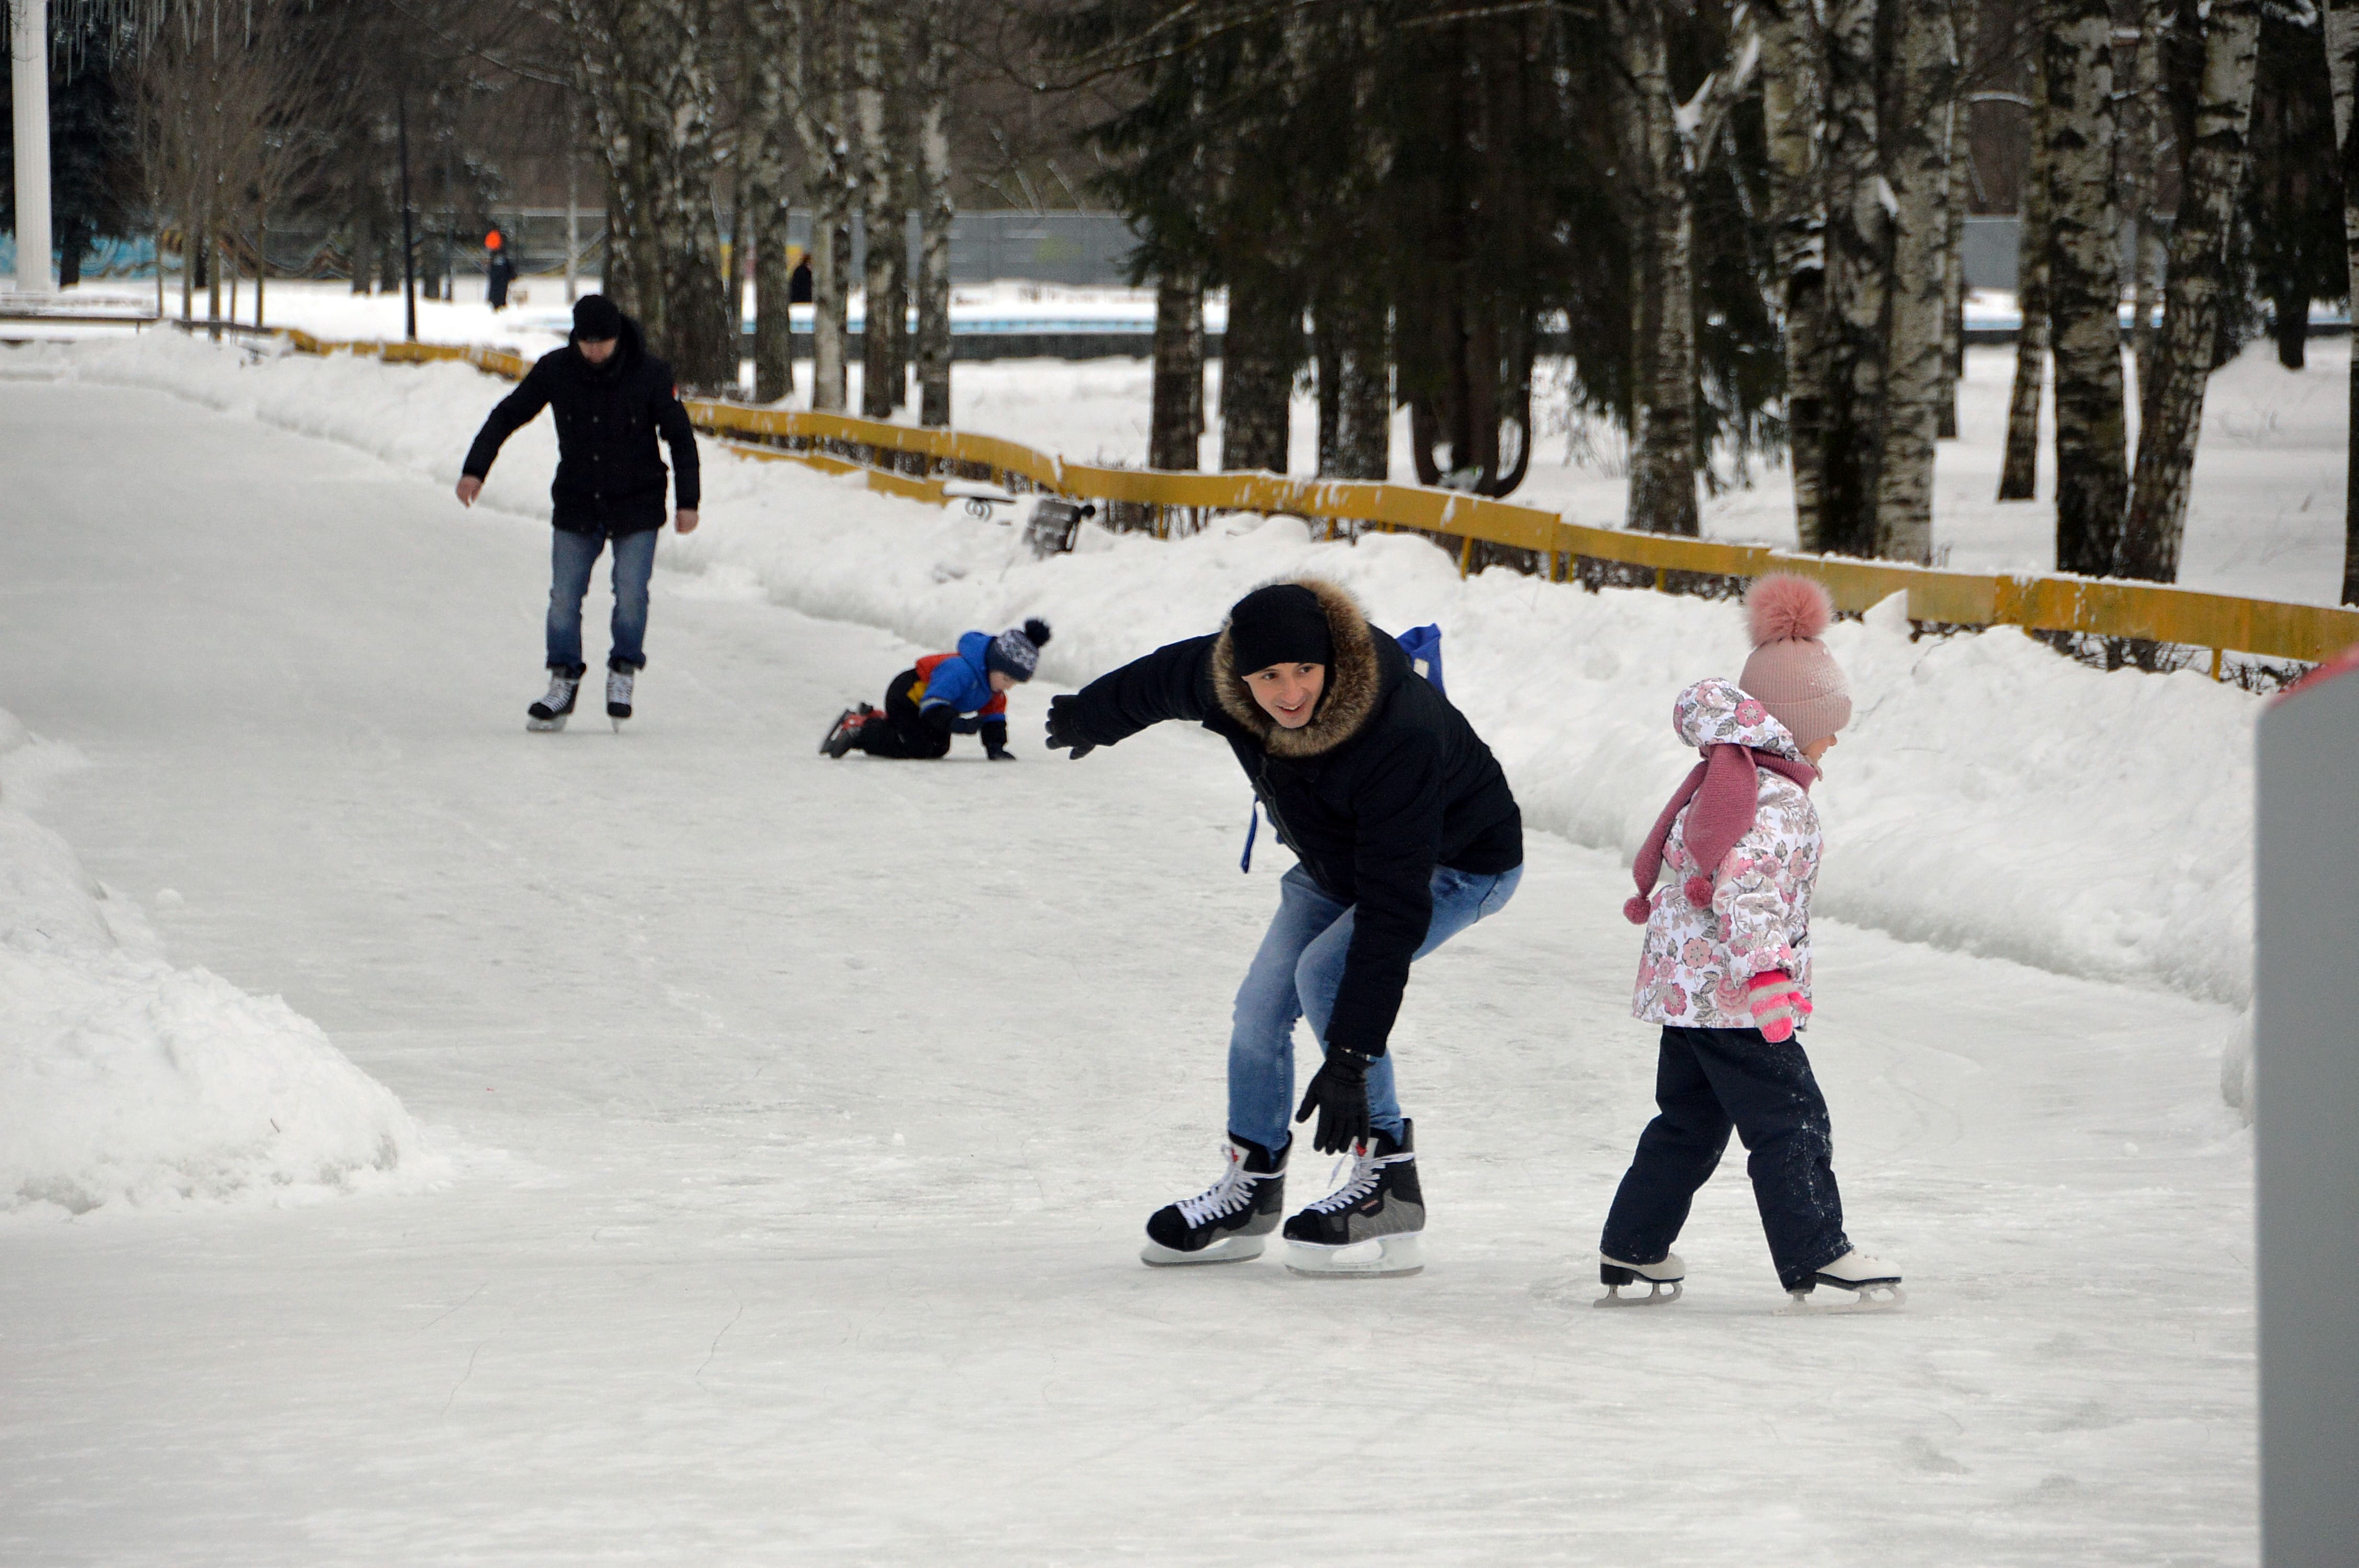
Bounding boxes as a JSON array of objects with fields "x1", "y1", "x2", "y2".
[
  {"x1": 455, "y1": 294, "x2": 701, "y2": 732},
  {"x1": 788, "y1": 250, "x2": 814, "y2": 305},
  {"x1": 1595, "y1": 574, "x2": 1903, "y2": 1312},
  {"x1": 485, "y1": 233, "x2": 517, "y2": 312}
]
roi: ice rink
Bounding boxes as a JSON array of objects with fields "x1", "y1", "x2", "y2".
[{"x1": 0, "y1": 369, "x2": 2255, "y2": 1564}]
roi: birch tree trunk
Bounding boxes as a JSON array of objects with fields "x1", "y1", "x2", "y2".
[
  {"x1": 1219, "y1": 267, "x2": 1299, "y2": 474},
  {"x1": 912, "y1": 0, "x2": 954, "y2": 429},
  {"x1": 2323, "y1": 0, "x2": 2359, "y2": 605},
  {"x1": 1998, "y1": 52, "x2": 2051, "y2": 500},
  {"x1": 740, "y1": 0, "x2": 797, "y2": 403},
  {"x1": 1938, "y1": 145, "x2": 1968, "y2": 441},
  {"x1": 855, "y1": 1, "x2": 903, "y2": 420},
  {"x1": 2039, "y1": 0, "x2": 2129, "y2": 579},
  {"x1": 1873, "y1": 0, "x2": 1962, "y2": 563},
  {"x1": 1150, "y1": 268, "x2": 1205, "y2": 469},
  {"x1": 2127, "y1": 0, "x2": 2170, "y2": 396},
  {"x1": 1760, "y1": 0, "x2": 1827, "y2": 547},
  {"x1": 2118, "y1": 0, "x2": 2263, "y2": 583},
  {"x1": 784, "y1": 0, "x2": 852, "y2": 412},
  {"x1": 749, "y1": 175, "x2": 794, "y2": 402},
  {"x1": 1616, "y1": 0, "x2": 1701, "y2": 536},
  {"x1": 1815, "y1": 0, "x2": 1888, "y2": 557}
]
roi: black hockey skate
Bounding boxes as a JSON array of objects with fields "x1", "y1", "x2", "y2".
[
  {"x1": 528, "y1": 666, "x2": 584, "y2": 732},
  {"x1": 820, "y1": 704, "x2": 878, "y2": 758},
  {"x1": 1141, "y1": 1134, "x2": 1288, "y2": 1266},
  {"x1": 1281, "y1": 1121, "x2": 1425, "y2": 1278},
  {"x1": 605, "y1": 661, "x2": 636, "y2": 729},
  {"x1": 1596, "y1": 1251, "x2": 1686, "y2": 1307}
]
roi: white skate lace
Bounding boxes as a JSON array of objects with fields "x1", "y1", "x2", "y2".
[
  {"x1": 1175, "y1": 1154, "x2": 1270, "y2": 1226},
  {"x1": 542, "y1": 675, "x2": 578, "y2": 706},
  {"x1": 606, "y1": 668, "x2": 633, "y2": 703},
  {"x1": 1304, "y1": 1147, "x2": 1411, "y2": 1215}
]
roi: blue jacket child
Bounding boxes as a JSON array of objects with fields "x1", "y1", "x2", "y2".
[{"x1": 821, "y1": 619, "x2": 1052, "y2": 761}]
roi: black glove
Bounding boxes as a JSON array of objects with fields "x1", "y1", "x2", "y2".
[
  {"x1": 1294, "y1": 1047, "x2": 1377, "y2": 1154},
  {"x1": 1043, "y1": 694, "x2": 1096, "y2": 759},
  {"x1": 981, "y1": 720, "x2": 1016, "y2": 760}
]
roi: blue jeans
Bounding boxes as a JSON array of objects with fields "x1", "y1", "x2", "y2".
[
  {"x1": 547, "y1": 527, "x2": 656, "y2": 672},
  {"x1": 1228, "y1": 861, "x2": 1521, "y2": 1152}
]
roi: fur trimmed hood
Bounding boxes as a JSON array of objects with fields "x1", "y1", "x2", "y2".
[{"x1": 1211, "y1": 577, "x2": 1385, "y2": 758}]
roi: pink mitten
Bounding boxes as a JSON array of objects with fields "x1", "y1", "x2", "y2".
[{"x1": 1748, "y1": 970, "x2": 1803, "y2": 1043}]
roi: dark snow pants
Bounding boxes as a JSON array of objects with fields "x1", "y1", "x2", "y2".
[
  {"x1": 1599, "y1": 1025, "x2": 1852, "y2": 1291},
  {"x1": 855, "y1": 667, "x2": 953, "y2": 760}
]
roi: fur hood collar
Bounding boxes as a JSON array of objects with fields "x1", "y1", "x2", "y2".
[{"x1": 1212, "y1": 577, "x2": 1387, "y2": 758}]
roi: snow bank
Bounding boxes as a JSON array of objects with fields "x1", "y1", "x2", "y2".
[
  {"x1": 0, "y1": 709, "x2": 442, "y2": 1220},
  {"x1": 28, "y1": 334, "x2": 2262, "y2": 1005}
]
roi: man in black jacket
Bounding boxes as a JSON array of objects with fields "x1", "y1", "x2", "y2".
[
  {"x1": 1046, "y1": 578, "x2": 1522, "y2": 1277},
  {"x1": 456, "y1": 294, "x2": 701, "y2": 732}
]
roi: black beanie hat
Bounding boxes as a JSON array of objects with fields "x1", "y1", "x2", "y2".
[
  {"x1": 1227, "y1": 583, "x2": 1332, "y2": 674},
  {"x1": 573, "y1": 294, "x2": 624, "y2": 341}
]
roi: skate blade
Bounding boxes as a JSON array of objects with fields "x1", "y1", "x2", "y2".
[
  {"x1": 1594, "y1": 1279, "x2": 1684, "y2": 1308},
  {"x1": 526, "y1": 715, "x2": 568, "y2": 733},
  {"x1": 1140, "y1": 1233, "x2": 1267, "y2": 1267},
  {"x1": 1282, "y1": 1232, "x2": 1424, "y2": 1279},
  {"x1": 1780, "y1": 1282, "x2": 1907, "y2": 1316}
]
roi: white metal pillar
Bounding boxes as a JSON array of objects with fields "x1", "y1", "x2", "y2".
[{"x1": 9, "y1": 0, "x2": 53, "y2": 295}]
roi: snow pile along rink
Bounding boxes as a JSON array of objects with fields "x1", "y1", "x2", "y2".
[
  {"x1": 33, "y1": 334, "x2": 2262, "y2": 1006},
  {"x1": 0, "y1": 709, "x2": 439, "y2": 1219}
]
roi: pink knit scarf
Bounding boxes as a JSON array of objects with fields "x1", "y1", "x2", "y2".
[{"x1": 1622, "y1": 745, "x2": 1818, "y2": 923}]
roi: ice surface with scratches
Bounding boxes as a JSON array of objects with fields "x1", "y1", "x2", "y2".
[{"x1": 0, "y1": 346, "x2": 2258, "y2": 1565}]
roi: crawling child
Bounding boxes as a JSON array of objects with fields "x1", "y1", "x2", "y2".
[{"x1": 821, "y1": 619, "x2": 1051, "y2": 762}]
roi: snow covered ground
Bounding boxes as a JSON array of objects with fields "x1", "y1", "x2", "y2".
[{"x1": 0, "y1": 342, "x2": 2258, "y2": 1564}]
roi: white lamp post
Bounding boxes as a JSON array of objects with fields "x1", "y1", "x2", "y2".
[{"x1": 8, "y1": 0, "x2": 53, "y2": 295}]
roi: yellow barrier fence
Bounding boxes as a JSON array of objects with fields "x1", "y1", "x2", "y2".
[{"x1": 285, "y1": 330, "x2": 2359, "y2": 671}]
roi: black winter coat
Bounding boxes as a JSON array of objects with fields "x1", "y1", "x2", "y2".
[
  {"x1": 461, "y1": 317, "x2": 701, "y2": 536},
  {"x1": 1063, "y1": 578, "x2": 1522, "y2": 1059}
]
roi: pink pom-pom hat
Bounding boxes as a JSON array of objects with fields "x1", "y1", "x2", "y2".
[{"x1": 1737, "y1": 574, "x2": 1851, "y2": 746}]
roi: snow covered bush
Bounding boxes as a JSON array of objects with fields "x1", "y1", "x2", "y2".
[{"x1": 0, "y1": 710, "x2": 440, "y2": 1219}]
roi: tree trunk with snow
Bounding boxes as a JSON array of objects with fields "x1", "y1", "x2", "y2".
[
  {"x1": 2119, "y1": 0, "x2": 2262, "y2": 583},
  {"x1": 2039, "y1": 0, "x2": 2129, "y2": 579},
  {"x1": 1815, "y1": 0, "x2": 1888, "y2": 558},
  {"x1": 1872, "y1": 0, "x2": 1962, "y2": 564},
  {"x1": 854, "y1": 2, "x2": 903, "y2": 420},
  {"x1": 1939, "y1": 145, "x2": 1968, "y2": 441},
  {"x1": 2325, "y1": 0, "x2": 2359, "y2": 605},
  {"x1": 740, "y1": 0, "x2": 797, "y2": 404},
  {"x1": 749, "y1": 175, "x2": 794, "y2": 403},
  {"x1": 2125, "y1": 0, "x2": 2170, "y2": 398},
  {"x1": 1760, "y1": 0, "x2": 1827, "y2": 547},
  {"x1": 1315, "y1": 269, "x2": 1390, "y2": 481},
  {"x1": 1150, "y1": 269, "x2": 1205, "y2": 470},
  {"x1": 1614, "y1": 0, "x2": 1702, "y2": 536},
  {"x1": 1219, "y1": 267, "x2": 1300, "y2": 474},
  {"x1": 912, "y1": 0, "x2": 954, "y2": 429},
  {"x1": 783, "y1": 0, "x2": 853, "y2": 412},
  {"x1": 1998, "y1": 55, "x2": 2052, "y2": 502}
]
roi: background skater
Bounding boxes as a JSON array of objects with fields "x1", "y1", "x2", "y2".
[
  {"x1": 1045, "y1": 579, "x2": 1522, "y2": 1277},
  {"x1": 822, "y1": 619, "x2": 1052, "y2": 760},
  {"x1": 1598, "y1": 574, "x2": 1903, "y2": 1312},
  {"x1": 456, "y1": 293, "x2": 700, "y2": 732}
]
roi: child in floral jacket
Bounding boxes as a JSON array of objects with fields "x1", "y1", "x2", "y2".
[{"x1": 1596, "y1": 575, "x2": 1904, "y2": 1309}]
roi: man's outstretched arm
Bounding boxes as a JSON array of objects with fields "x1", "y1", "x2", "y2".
[{"x1": 455, "y1": 362, "x2": 555, "y2": 505}]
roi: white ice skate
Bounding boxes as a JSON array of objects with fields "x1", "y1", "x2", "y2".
[
  {"x1": 527, "y1": 670, "x2": 580, "y2": 732},
  {"x1": 1780, "y1": 1250, "x2": 1906, "y2": 1315},
  {"x1": 1595, "y1": 1251, "x2": 1686, "y2": 1307},
  {"x1": 605, "y1": 665, "x2": 635, "y2": 732}
]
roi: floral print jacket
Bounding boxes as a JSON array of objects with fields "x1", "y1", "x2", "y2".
[{"x1": 1631, "y1": 678, "x2": 1822, "y2": 1030}]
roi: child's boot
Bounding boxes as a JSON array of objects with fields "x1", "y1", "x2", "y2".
[
  {"x1": 1783, "y1": 1249, "x2": 1905, "y2": 1312},
  {"x1": 1596, "y1": 1250, "x2": 1686, "y2": 1307}
]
